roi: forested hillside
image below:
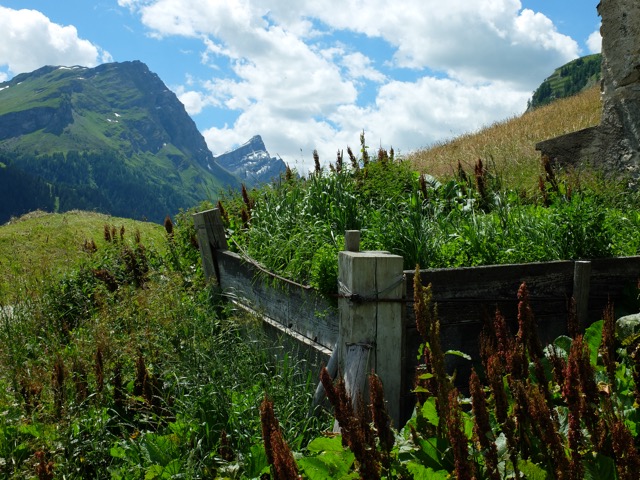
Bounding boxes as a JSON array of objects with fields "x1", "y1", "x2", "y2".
[{"x1": 528, "y1": 54, "x2": 601, "y2": 109}]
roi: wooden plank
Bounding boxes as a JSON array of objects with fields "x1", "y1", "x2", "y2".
[
  {"x1": 404, "y1": 261, "x2": 575, "y2": 398},
  {"x1": 374, "y1": 254, "x2": 405, "y2": 427},
  {"x1": 588, "y1": 256, "x2": 640, "y2": 320},
  {"x1": 217, "y1": 250, "x2": 339, "y2": 350},
  {"x1": 192, "y1": 211, "x2": 216, "y2": 281},
  {"x1": 344, "y1": 230, "x2": 360, "y2": 252},
  {"x1": 334, "y1": 343, "x2": 371, "y2": 433}
]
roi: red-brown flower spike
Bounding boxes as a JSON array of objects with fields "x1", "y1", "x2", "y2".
[
  {"x1": 469, "y1": 369, "x2": 500, "y2": 480},
  {"x1": 369, "y1": 373, "x2": 394, "y2": 456},
  {"x1": 260, "y1": 396, "x2": 300, "y2": 480},
  {"x1": 611, "y1": 418, "x2": 640, "y2": 480},
  {"x1": 446, "y1": 389, "x2": 476, "y2": 480},
  {"x1": 601, "y1": 301, "x2": 617, "y2": 386}
]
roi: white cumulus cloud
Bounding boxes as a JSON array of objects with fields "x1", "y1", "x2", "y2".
[
  {"x1": 0, "y1": 6, "x2": 111, "y2": 76},
  {"x1": 120, "y1": 1, "x2": 590, "y2": 171},
  {"x1": 587, "y1": 27, "x2": 602, "y2": 54}
]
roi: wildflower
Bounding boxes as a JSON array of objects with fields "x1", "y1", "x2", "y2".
[
  {"x1": 469, "y1": 369, "x2": 500, "y2": 480},
  {"x1": 369, "y1": 374, "x2": 394, "y2": 458},
  {"x1": 526, "y1": 382, "x2": 570, "y2": 479},
  {"x1": 612, "y1": 417, "x2": 640, "y2": 480},
  {"x1": 95, "y1": 347, "x2": 104, "y2": 393},
  {"x1": 336, "y1": 149, "x2": 343, "y2": 173},
  {"x1": 447, "y1": 389, "x2": 476, "y2": 480},
  {"x1": 260, "y1": 396, "x2": 300, "y2": 480},
  {"x1": 52, "y1": 355, "x2": 65, "y2": 417},
  {"x1": 163, "y1": 215, "x2": 174, "y2": 237},
  {"x1": 601, "y1": 302, "x2": 617, "y2": 386}
]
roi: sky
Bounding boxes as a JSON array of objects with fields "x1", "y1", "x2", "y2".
[{"x1": 0, "y1": 1, "x2": 602, "y2": 172}]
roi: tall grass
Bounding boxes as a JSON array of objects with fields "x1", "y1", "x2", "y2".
[
  {"x1": 408, "y1": 86, "x2": 602, "y2": 189},
  {"x1": 0, "y1": 211, "x2": 330, "y2": 478},
  {"x1": 224, "y1": 143, "x2": 640, "y2": 292}
]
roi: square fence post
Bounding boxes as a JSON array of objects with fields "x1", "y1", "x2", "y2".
[{"x1": 338, "y1": 248, "x2": 405, "y2": 427}]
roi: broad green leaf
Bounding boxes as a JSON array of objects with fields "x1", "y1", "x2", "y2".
[
  {"x1": 245, "y1": 444, "x2": 268, "y2": 478},
  {"x1": 144, "y1": 465, "x2": 163, "y2": 480},
  {"x1": 584, "y1": 320, "x2": 603, "y2": 365},
  {"x1": 584, "y1": 453, "x2": 616, "y2": 480},
  {"x1": 517, "y1": 459, "x2": 550, "y2": 480},
  {"x1": 306, "y1": 435, "x2": 344, "y2": 454},
  {"x1": 417, "y1": 373, "x2": 434, "y2": 380},
  {"x1": 162, "y1": 459, "x2": 183, "y2": 477},
  {"x1": 421, "y1": 397, "x2": 439, "y2": 428},
  {"x1": 110, "y1": 445, "x2": 128, "y2": 459},
  {"x1": 445, "y1": 350, "x2": 472, "y2": 360},
  {"x1": 415, "y1": 437, "x2": 451, "y2": 471},
  {"x1": 406, "y1": 461, "x2": 448, "y2": 480},
  {"x1": 551, "y1": 335, "x2": 573, "y2": 356},
  {"x1": 297, "y1": 450, "x2": 355, "y2": 479},
  {"x1": 18, "y1": 423, "x2": 44, "y2": 438}
]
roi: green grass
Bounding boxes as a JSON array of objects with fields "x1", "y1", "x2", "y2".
[
  {"x1": 0, "y1": 209, "x2": 330, "y2": 478},
  {"x1": 223, "y1": 140, "x2": 640, "y2": 294},
  {"x1": 0, "y1": 210, "x2": 166, "y2": 303}
]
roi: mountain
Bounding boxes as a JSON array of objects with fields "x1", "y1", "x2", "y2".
[
  {"x1": 528, "y1": 54, "x2": 602, "y2": 110},
  {"x1": 214, "y1": 135, "x2": 287, "y2": 187},
  {"x1": 0, "y1": 61, "x2": 240, "y2": 223}
]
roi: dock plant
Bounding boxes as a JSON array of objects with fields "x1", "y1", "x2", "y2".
[{"x1": 261, "y1": 269, "x2": 640, "y2": 479}]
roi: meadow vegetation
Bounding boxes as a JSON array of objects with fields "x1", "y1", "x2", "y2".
[
  {"x1": 261, "y1": 272, "x2": 640, "y2": 479},
  {"x1": 3, "y1": 82, "x2": 640, "y2": 478},
  {"x1": 0, "y1": 211, "x2": 329, "y2": 478},
  {"x1": 408, "y1": 86, "x2": 602, "y2": 188},
  {"x1": 221, "y1": 113, "x2": 640, "y2": 295}
]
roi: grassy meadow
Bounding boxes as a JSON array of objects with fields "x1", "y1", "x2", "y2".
[
  {"x1": 0, "y1": 209, "x2": 329, "y2": 478},
  {"x1": 0, "y1": 210, "x2": 166, "y2": 302}
]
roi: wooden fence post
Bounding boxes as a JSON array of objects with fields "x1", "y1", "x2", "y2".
[
  {"x1": 573, "y1": 260, "x2": 592, "y2": 331},
  {"x1": 338, "y1": 244, "x2": 405, "y2": 427},
  {"x1": 192, "y1": 208, "x2": 228, "y2": 284}
]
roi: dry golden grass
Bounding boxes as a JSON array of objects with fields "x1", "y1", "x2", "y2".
[{"x1": 408, "y1": 86, "x2": 602, "y2": 190}]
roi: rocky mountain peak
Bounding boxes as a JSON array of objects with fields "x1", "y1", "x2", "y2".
[{"x1": 214, "y1": 135, "x2": 287, "y2": 187}]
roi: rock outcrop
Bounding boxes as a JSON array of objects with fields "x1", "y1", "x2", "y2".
[{"x1": 536, "y1": 0, "x2": 640, "y2": 181}]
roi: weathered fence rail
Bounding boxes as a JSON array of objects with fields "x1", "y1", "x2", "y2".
[{"x1": 194, "y1": 208, "x2": 640, "y2": 426}]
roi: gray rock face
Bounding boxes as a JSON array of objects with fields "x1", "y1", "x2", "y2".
[
  {"x1": 536, "y1": 0, "x2": 640, "y2": 181},
  {"x1": 214, "y1": 135, "x2": 287, "y2": 187}
]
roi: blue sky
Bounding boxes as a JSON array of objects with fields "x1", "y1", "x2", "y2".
[{"x1": 0, "y1": 1, "x2": 601, "y2": 171}]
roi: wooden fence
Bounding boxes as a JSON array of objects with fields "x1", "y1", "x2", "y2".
[{"x1": 194, "y1": 208, "x2": 640, "y2": 427}]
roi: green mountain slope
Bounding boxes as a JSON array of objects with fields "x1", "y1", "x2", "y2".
[
  {"x1": 0, "y1": 61, "x2": 239, "y2": 223},
  {"x1": 528, "y1": 54, "x2": 602, "y2": 109}
]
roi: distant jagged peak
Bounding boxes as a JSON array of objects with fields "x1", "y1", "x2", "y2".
[{"x1": 214, "y1": 134, "x2": 286, "y2": 187}]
